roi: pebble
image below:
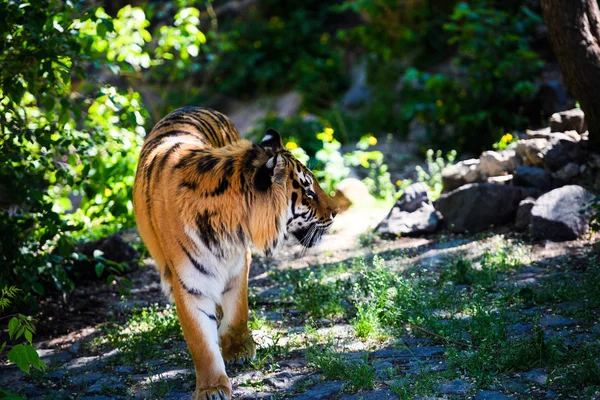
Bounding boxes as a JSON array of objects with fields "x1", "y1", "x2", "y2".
[
  {"x1": 86, "y1": 377, "x2": 125, "y2": 394},
  {"x1": 339, "y1": 389, "x2": 399, "y2": 400},
  {"x1": 264, "y1": 371, "x2": 306, "y2": 390},
  {"x1": 540, "y1": 315, "x2": 576, "y2": 328},
  {"x1": 435, "y1": 379, "x2": 473, "y2": 395},
  {"x1": 475, "y1": 391, "x2": 512, "y2": 400},
  {"x1": 289, "y1": 381, "x2": 345, "y2": 400},
  {"x1": 521, "y1": 369, "x2": 548, "y2": 385}
]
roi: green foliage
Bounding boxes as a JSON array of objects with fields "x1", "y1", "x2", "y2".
[
  {"x1": 1, "y1": 286, "x2": 46, "y2": 374},
  {"x1": 307, "y1": 348, "x2": 376, "y2": 391},
  {"x1": 208, "y1": 0, "x2": 347, "y2": 107},
  {"x1": 401, "y1": 2, "x2": 543, "y2": 152},
  {"x1": 413, "y1": 149, "x2": 457, "y2": 201}
]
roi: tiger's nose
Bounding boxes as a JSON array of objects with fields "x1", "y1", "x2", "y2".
[{"x1": 331, "y1": 208, "x2": 339, "y2": 218}]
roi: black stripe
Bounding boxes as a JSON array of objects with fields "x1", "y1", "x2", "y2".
[
  {"x1": 197, "y1": 154, "x2": 219, "y2": 174},
  {"x1": 178, "y1": 278, "x2": 203, "y2": 296},
  {"x1": 178, "y1": 240, "x2": 213, "y2": 276},
  {"x1": 179, "y1": 181, "x2": 197, "y2": 191},
  {"x1": 199, "y1": 308, "x2": 217, "y2": 322},
  {"x1": 154, "y1": 142, "x2": 182, "y2": 184},
  {"x1": 196, "y1": 111, "x2": 223, "y2": 147},
  {"x1": 188, "y1": 114, "x2": 220, "y2": 146},
  {"x1": 140, "y1": 131, "x2": 195, "y2": 161},
  {"x1": 173, "y1": 149, "x2": 205, "y2": 170}
]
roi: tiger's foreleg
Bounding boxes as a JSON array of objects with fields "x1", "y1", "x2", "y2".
[
  {"x1": 172, "y1": 277, "x2": 231, "y2": 400},
  {"x1": 218, "y1": 247, "x2": 256, "y2": 363}
]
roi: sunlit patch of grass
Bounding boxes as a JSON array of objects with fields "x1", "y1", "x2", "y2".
[
  {"x1": 102, "y1": 304, "x2": 186, "y2": 364},
  {"x1": 306, "y1": 347, "x2": 375, "y2": 392}
]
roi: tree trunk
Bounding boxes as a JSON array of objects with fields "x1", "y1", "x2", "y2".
[{"x1": 541, "y1": 0, "x2": 600, "y2": 152}]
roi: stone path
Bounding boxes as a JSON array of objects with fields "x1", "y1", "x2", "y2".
[{"x1": 2, "y1": 208, "x2": 600, "y2": 399}]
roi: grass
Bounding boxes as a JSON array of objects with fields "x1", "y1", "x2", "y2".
[{"x1": 83, "y1": 235, "x2": 600, "y2": 398}]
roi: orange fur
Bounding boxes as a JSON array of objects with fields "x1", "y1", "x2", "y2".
[{"x1": 133, "y1": 107, "x2": 337, "y2": 399}]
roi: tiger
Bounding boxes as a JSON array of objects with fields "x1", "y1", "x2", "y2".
[{"x1": 133, "y1": 106, "x2": 338, "y2": 400}]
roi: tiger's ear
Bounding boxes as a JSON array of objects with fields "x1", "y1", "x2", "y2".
[
  {"x1": 260, "y1": 128, "x2": 283, "y2": 150},
  {"x1": 254, "y1": 154, "x2": 287, "y2": 191}
]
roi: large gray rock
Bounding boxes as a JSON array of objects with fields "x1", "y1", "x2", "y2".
[
  {"x1": 435, "y1": 183, "x2": 536, "y2": 233},
  {"x1": 376, "y1": 183, "x2": 439, "y2": 237},
  {"x1": 513, "y1": 166, "x2": 552, "y2": 192},
  {"x1": 479, "y1": 150, "x2": 520, "y2": 178},
  {"x1": 441, "y1": 159, "x2": 480, "y2": 192},
  {"x1": 530, "y1": 185, "x2": 594, "y2": 241},
  {"x1": 550, "y1": 108, "x2": 586, "y2": 134}
]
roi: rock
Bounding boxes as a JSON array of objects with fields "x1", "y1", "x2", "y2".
[
  {"x1": 376, "y1": 183, "x2": 439, "y2": 237},
  {"x1": 530, "y1": 185, "x2": 594, "y2": 241},
  {"x1": 332, "y1": 178, "x2": 375, "y2": 212},
  {"x1": 289, "y1": 381, "x2": 345, "y2": 400},
  {"x1": 507, "y1": 323, "x2": 533, "y2": 339},
  {"x1": 515, "y1": 198, "x2": 536, "y2": 231},
  {"x1": 435, "y1": 184, "x2": 536, "y2": 233},
  {"x1": 521, "y1": 369, "x2": 548, "y2": 385},
  {"x1": 74, "y1": 234, "x2": 140, "y2": 280},
  {"x1": 550, "y1": 108, "x2": 586, "y2": 134},
  {"x1": 487, "y1": 175, "x2": 513, "y2": 185},
  {"x1": 479, "y1": 150, "x2": 520, "y2": 177},
  {"x1": 162, "y1": 390, "x2": 192, "y2": 400},
  {"x1": 115, "y1": 365, "x2": 135, "y2": 374},
  {"x1": 540, "y1": 314, "x2": 577, "y2": 328},
  {"x1": 374, "y1": 361, "x2": 394, "y2": 379},
  {"x1": 435, "y1": 379, "x2": 473, "y2": 395},
  {"x1": 264, "y1": 371, "x2": 306, "y2": 390},
  {"x1": 513, "y1": 166, "x2": 552, "y2": 191},
  {"x1": 526, "y1": 127, "x2": 552, "y2": 139},
  {"x1": 475, "y1": 391, "x2": 512, "y2": 400},
  {"x1": 86, "y1": 377, "x2": 124, "y2": 394},
  {"x1": 551, "y1": 162, "x2": 579, "y2": 182},
  {"x1": 339, "y1": 389, "x2": 399, "y2": 400},
  {"x1": 516, "y1": 139, "x2": 548, "y2": 167},
  {"x1": 541, "y1": 138, "x2": 586, "y2": 171},
  {"x1": 37, "y1": 349, "x2": 73, "y2": 365},
  {"x1": 441, "y1": 159, "x2": 480, "y2": 192}
]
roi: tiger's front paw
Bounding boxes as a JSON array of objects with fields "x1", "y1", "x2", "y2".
[
  {"x1": 220, "y1": 329, "x2": 256, "y2": 365},
  {"x1": 193, "y1": 374, "x2": 231, "y2": 400}
]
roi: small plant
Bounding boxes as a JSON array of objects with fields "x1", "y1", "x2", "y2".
[
  {"x1": 414, "y1": 149, "x2": 457, "y2": 201},
  {"x1": 307, "y1": 347, "x2": 376, "y2": 391},
  {"x1": 493, "y1": 132, "x2": 518, "y2": 151},
  {"x1": 1, "y1": 286, "x2": 46, "y2": 374}
]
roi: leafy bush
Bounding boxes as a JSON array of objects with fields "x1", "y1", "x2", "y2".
[
  {"x1": 0, "y1": 1, "x2": 206, "y2": 303},
  {"x1": 400, "y1": 2, "x2": 543, "y2": 152},
  {"x1": 1, "y1": 286, "x2": 45, "y2": 374},
  {"x1": 207, "y1": 0, "x2": 347, "y2": 108}
]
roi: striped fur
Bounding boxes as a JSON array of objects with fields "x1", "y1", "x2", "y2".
[{"x1": 133, "y1": 107, "x2": 337, "y2": 399}]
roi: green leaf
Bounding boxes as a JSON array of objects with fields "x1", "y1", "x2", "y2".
[
  {"x1": 7, "y1": 344, "x2": 46, "y2": 374},
  {"x1": 8, "y1": 317, "x2": 20, "y2": 339},
  {"x1": 95, "y1": 262, "x2": 105, "y2": 278},
  {"x1": 24, "y1": 329, "x2": 33, "y2": 344}
]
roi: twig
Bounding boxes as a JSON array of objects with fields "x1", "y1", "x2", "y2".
[{"x1": 409, "y1": 324, "x2": 478, "y2": 349}]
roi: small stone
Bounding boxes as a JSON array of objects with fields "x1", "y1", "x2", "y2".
[
  {"x1": 550, "y1": 108, "x2": 586, "y2": 134},
  {"x1": 69, "y1": 342, "x2": 81, "y2": 354},
  {"x1": 115, "y1": 365, "x2": 135, "y2": 374},
  {"x1": 66, "y1": 356, "x2": 104, "y2": 372},
  {"x1": 339, "y1": 389, "x2": 399, "y2": 400},
  {"x1": 552, "y1": 162, "x2": 580, "y2": 182},
  {"x1": 479, "y1": 150, "x2": 520, "y2": 177},
  {"x1": 71, "y1": 372, "x2": 105, "y2": 386},
  {"x1": 264, "y1": 371, "x2": 307, "y2": 390},
  {"x1": 374, "y1": 361, "x2": 394, "y2": 379},
  {"x1": 333, "y1": 178, "x2": 375, "y2": 212},
  {"x1": 521, "y1": 369, "x2": 548, "y2": 385},
  {"x1": 513, "y1": 166, "x2": 552, "y2": 191},
  {"x1": 86, "y1": 376, "x2": 124, "y2": 394},
  {"x1": 542, "y1": 139, "x2": 587, "y2": 171},
  {"x1": 441, "y1": 159, "x2": 481, "y2": 192},
  {"x1": 289, "y1": 381, "x2": 345, "y2": 400},
  {"x1": 507, "y1": 323, "x2": 533, "y2": 339},
  {"x1": 516, "y1": 139, "x2": 548, "y2": 167},
  {"x1": 37, "y1": 349, "x2": 73, "y2": 365},
  {"x1": 435, "y1": 379, "x2": 473, "y2": 395},
  {"x1": 540, "y1": 314, "x2": 577, "y2": 328},
  {"x1": 545, "y1": 390, "x2": 559, "y2": 399},
  {"x1": 475, "y1": 391, "x2": 512, "y2": 400}
]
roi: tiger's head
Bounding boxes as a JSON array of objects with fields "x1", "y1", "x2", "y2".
[{"x1": 253, "y1": 128, "x2": 338, "y2": 248}]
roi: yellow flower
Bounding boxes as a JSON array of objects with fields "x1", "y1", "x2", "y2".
[
  {"x1": 367, "y1": 136, "x2": 377, "y2": 146},
  {"x1": 321, "y1": 127, "x2": 334, "y2": 142},
  {"x1": 104, "y1": 188, "x2": 112, "y2": 197},
  {"x1": 436, "y1": 99, "x2": 443, "y2": 107},
  {"x1": 285, "y1": 141, "x2": 298, "y2": 150},
  {"x1": 396, "y1": 180, "x2": 402, "y2": 187},
  {"x1": 502, "y1": 133, "x2": 513, "y2": 143}
]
